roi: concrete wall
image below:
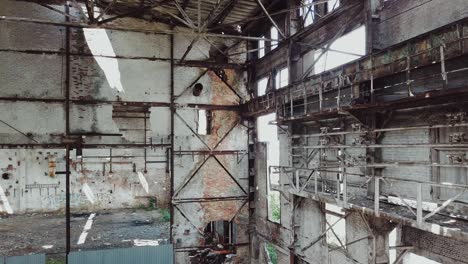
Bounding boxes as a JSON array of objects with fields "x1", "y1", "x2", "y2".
[
  {"x1": 0, "y1": 1, "x2": 249, "y2": 263},
  {"x1": 253, "y1": 0, "x2": 468, "y2": 263},
  {"x1": 0, "y1": 148, "x2": 169, "y2": 214},
  {"x1": 374, "y1": 0, "x2": 468, "y2": 49},
  {"x1": 0, "y1": 1, "x2": 173, "y2": 213}
]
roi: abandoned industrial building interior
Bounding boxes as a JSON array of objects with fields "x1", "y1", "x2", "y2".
[{"x1": 1, "y1": 0, "x2": 468, "y2": 263}]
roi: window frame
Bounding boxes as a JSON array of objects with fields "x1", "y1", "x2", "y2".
[{"x1": 275, "y1": 67, "x2": 289, "y2": 89}]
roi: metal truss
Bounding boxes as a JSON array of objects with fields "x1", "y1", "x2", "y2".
[{"x1": 246, "y1": 18, "x2": 468, "y2": 119}]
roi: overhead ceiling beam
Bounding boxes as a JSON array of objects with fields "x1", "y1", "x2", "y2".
[
  {"x1": 209, "y1": 0, "x2": 330, "y2": 33},
  {"x1": 173, "y1": 0, "x2": 196, "y2": 28},
  {"x1": 242, "y1": 0, "x2": 282, "y2": 33},
  {"x1": 96, "y1": 0, "x2": 171, "y2": 25},
  {"x1": 37, "y1": 3, "x2": 78, "y2": 20},
  {"x1": 85, "y1": 0, "x2": 95, "y2": 23},
  {"x1": 255, "y1": 0, "x2": 286, "y2": 38},
  {"x1": 95, "y1": 0, "x2": 117, "y2": 21},
  {"x1": 208, "y1": 0, "x2": 241, "y2": 27},
  {"x1": 0, "y1": 15, "x2": 279, "y2": 42}
]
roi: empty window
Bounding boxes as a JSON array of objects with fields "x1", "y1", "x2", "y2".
[
  {"x1": 328, "y1": 0, "x2": 340, "y2": 12},
  {"x1": 389, "y1": 227, "x2": 397, "y2": 263},
  {"x1": 257, "y1": 113, "x2": 280, "y2": 223},
  {"x1": 258, "y1": 36, "x2": 265, "y2": 58},
  {"x1": 275, "y1": 67, "x2": 289, "y2": 89},
  {"x1": 265, "y1": 243, "x2": 278, "y2": 264},
  {"x1": 203, "y1": 220, "x2": 235, "y2": 245},
  {"x1": 197, "y1": 110, "x2": 211, "y2": 135},
  {"x1": 257, "y1": 77, "x2": 268, "y2": 96},
  {"x1": 301, "y1": 0, "x2": 314, "y2": 27},
  {"x1": 314, "y1": 26, "x2": 366, "y2": 74},
  {"x1": 403, "y1": 253, "x2": 441, "y2": 264},
  {"x1": 326, "y1": 204, "x2": 346, "y2": 248},
  {"x1": 270, "y1": 27, "x2": 279, "y2": 50},
  {"x1": 190, "y1": 220, "x2": 237, "y2": 263}
]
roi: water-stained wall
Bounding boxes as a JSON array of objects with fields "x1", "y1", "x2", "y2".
[{"x1": 0, "y1": 1, "x2": 249, "y2": 263}]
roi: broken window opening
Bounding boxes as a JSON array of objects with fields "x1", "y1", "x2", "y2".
[
  {"x1": 189, "y1": 220, "x2": 237, "y2": 264},
  {"x1": 193, "y1": 83, "x2": 204, "y2": 97},
  {"x1": 270, "y1": 27, "x2": 279, "y2": 50},
  {"x1": 300, "y1": 0, "x2": 314, "y2": 27},
  {"x1": 275, "y1": 67, "x2": 289, "y2": 89},
  {"x1": 203, "y1": 220, "x2": 235, "y2": 245},
  {"x1": 257, "y1": 77, "x2": 269, "y2": 97},
  {"x1": 265, "y1": 243, "x2": 278, "y2": 264},
  {"x1": 389, "y1": 227, "x2": 398, "y2": 263},
  {"x1": 197, "y1": 109, "x2": 212, "y2": 135},
  {"x1": 259, "y1": 36, "x2": 265, "y2": 58},
  {"x1": 314, "y1": 25, "x2": 366, "y2": 75},
  {"x1": 325, "y1": 203, "x2": 346, "y2": 248},
  {"x1": 403, "y1": 253, "x2": 441, "y2": 264},
  {"x1": 326, "y1": 0, "x2": 340, "y2": 13},
  {"x1": 257, "y1": 113, "x2": 281, "y2": 223}
]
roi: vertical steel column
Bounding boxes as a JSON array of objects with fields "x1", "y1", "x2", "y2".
[
  {"x1": 374, "y1": 177, "x2": 380, "y2": 217},
  {"x1": 65, "y1": 2, "x2": 71, "y2": 136},
  {"x1": 65, "y1": 3, "x2": 71, "y2": 263},
  {"x1": 169, "y1": 29, "x2": 175, "y2": 245},
  {"x1": 144, "y1": 112, "x2": 147, "y2": 173},
  {"x1": 417, "y1": 183, "x2": 423, "y2": 227},
  {"x1": 440, "y1": 45, "x2": 448, "y2": 89},
  {"x1": 65, "y1": 146, "x2": 71, "y2": 263}
]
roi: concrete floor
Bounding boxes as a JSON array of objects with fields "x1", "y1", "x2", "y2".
[{"x1": 0, "y1": 209, "x2": 170, "y2": 257}]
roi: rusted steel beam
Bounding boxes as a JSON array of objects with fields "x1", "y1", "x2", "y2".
[
  {"x1": 169, "y1": 30, "x2": 175, "y2": 245},
  {"x1": 212, "y1": 70, "x2": 243, "y2": 100},
  {"x1": 0, "y1": 15, "x2": 278, "y2": 42},
  {"x1": 0, "y1": 143, "x2": 171, "y2": 149},
  {"x1": 0, "y1": 48, "x2": 246, "y2": 69},
  {"x1": 255, "y1": 0, "x2": 286, "y2": 39},
  {"x1": 96, "y1": 0, "x2": 172, "y2": 25},
  {"x1": 65, "y1": 146, "x2": 71, "y2": 260},
  {"x1": 65, "y1": 2, "x2": 71, "y2": 137},
  {"x1": 95, "y1": 0, "x2": 116, "y2": 21},
  {"x1": 0, "y1": 96, "x2": 240, "y2": 110},
  {"x1": 212, "y1": 155, "x2": 248, "y2": 194},
  {"x1": 37, "y1": 3, "x2": 78, "y2": 20},
  {"x1": 173, "y1": 150, "x2": 247, "y2": 155},
  {"x1": 278, "y1": 86, "x2": 468, "y2": 123},
  {"x1": 245, "y1": 17, "x2": 468, "y2": 117},
  {"x1": 172, "y1": 196, "x2": 248, "y2": 203},
  {"x1": 208, "y1": 0, "x2": 241, "y2": 27},
  {"x1": 85, "y1": 0, "x2": 94, "y2": 23},
  {"x1": 253, "y1": 1, "x2": 363, "y2": 74},
  {"x1": 174, "y1": 243, "x2": 250, "y2": 251},
  {"x1": 176, "y1": 59, "x2": 245, "y2": 70},
  {"x1": 179, "y1": 36, "x2": 200, "y2": 63}
]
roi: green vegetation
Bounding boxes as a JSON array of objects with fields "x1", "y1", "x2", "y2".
[
  {"x1": 138, "y1": 197, "x2": 158, "y2": 211},
  {"x1": 46, "y1": 258, "x2": 66, "y2": 264},
  {"x1": 148, "y1": 197, "x2": 157, "y2": 209},
  {"x1": 265, "y1": 243, "x2": 278, "y2": 264},
  {"x1": 160, "y1": 208, "x2": 171, "y2": 222},
  {"x1": 269, "y1": 191, "x2": 281, "y2": 222}
]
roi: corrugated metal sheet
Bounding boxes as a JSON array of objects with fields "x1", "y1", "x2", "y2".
[
  {"x1": 69, "y1": 245, "x2": 173, "y2": 264},
  {"x1": 4, "y1": 254, "x2": 45, "y2": 264}
]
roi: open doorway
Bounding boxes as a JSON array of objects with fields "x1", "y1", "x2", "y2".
[
  {"x1": 257, "y1": 113, "x2": 281, "y2": 223},
  {"x1": 189, "y1": 220, "x2": 237, "y2": 264}
]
